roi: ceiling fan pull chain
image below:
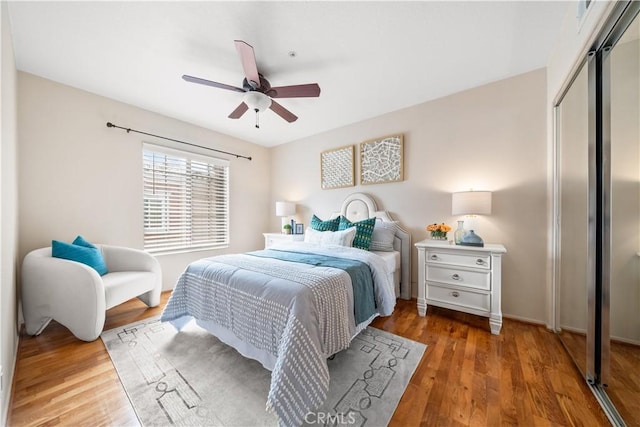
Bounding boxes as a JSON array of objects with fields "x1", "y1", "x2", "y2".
[{"x1": 255, "y1": 108, "x2": 260, "y2": 128}]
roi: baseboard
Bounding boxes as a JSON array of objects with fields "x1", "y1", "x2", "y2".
[
  {"x1": 558, "y1": 325, "x2": 640, "y2": 347},
  {"x1": 558, "y1": 325, "x2": 587, "y2": 335},
  {"x1": 611, "y1": 335, "x2": 640, "y2": 347},
  {"x1": 1, "y1": 330, "x2": 20, "y2": 427},
  {"x1": 502, "y1": 313, "x2": 549, "y2": 328}
]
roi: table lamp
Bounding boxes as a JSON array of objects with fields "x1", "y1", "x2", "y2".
[
  {"x1": 275, "y1": 201, "x2": 296, "y2": 233},
  {"x1": 451, "y1": 190, "x2": 492, "y2": 247}
]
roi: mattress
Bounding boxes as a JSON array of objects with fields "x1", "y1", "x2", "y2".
[{"x1": 371, "y1": 250, "x2": 400, "y2": 273}]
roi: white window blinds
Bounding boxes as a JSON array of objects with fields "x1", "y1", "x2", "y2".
[{"x1": 142, "y1": 143, "x2": 230, "y2": 253}]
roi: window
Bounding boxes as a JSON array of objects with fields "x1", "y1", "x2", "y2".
[{"x1": 142, "y1": 143, "x2": 229, "y2": 253}]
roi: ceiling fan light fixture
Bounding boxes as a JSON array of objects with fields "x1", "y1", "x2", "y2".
[{"x1": 243, "y1": 91, "x2": 272, "y2": 112}]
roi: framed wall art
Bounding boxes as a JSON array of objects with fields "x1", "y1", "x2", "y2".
[
  {"x1": 360, "y1": 134, "x2": 404, "y2": 185},
  {"x1": 320, "y1": 145, "x2": 355, "y2": 189}
]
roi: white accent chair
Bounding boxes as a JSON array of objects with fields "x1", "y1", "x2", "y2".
[{"x1": 22, "y1": 244, "x2": 162, "y2": 341}]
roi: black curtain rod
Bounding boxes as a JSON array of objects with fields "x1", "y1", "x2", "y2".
[{"x1": 106, "y1": 122, "x2": 252, "y2": 161}]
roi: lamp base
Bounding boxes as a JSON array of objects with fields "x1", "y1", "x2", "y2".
[{"x1": 460, "y1": 230, "x2": 484, "y2": 247}]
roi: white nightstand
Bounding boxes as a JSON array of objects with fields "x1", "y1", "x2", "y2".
[
  {"x1": 263, "y1": 233, "x2": 304, "y2": 249},
  {"x1": 415, "y1": 239, "x2": 507, "y2": 335}
]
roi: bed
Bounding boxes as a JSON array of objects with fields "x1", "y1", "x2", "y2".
[{"x1": 160, "y1": 192, "x2": 411, "y2": 426}]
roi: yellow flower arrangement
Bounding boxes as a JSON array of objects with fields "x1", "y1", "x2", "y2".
[{"x1": 426, "y1": 223, "x2": 452, "y2": 240}]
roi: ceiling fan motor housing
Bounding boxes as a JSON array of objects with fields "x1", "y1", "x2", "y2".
[{"x1": 242, "y1": 74, "x2": 271, "y2": 92}]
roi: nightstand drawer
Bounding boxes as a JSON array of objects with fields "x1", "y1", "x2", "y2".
[
  {"x1": 427, "y1": 284, "x2": 490, "y2": 312},
  {"x1": 426, "y1": 265, "x2": 490, "y2": 290},
  {"x1": 426, "y1": 251, "x2": 490, "y2": 269}
]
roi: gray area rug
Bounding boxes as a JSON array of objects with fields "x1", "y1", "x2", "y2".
[{"x1": 101, "y1": 316, "x2": 426, "y2": 426}]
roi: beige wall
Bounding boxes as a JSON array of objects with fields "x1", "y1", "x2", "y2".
[
  {"x1": 17, "y1": 72, "x2": 271, "y2": 291},
  {"x1": 1, "y1": 1, "x2": 19, "y2": 424},
  {"x1": 270, "y1": 69, "x2": 549, "y2": 324}
]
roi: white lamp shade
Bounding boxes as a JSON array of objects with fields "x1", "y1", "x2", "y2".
[
  {"x1": 452, "y1": 191, "x2": 492, "y2": 215},
  {"x1": 244, "y1": 91, "x2": 272, "y2": 112},
  {"x1": 275, "y1": 201, "x2": 296, "y2": 217}
]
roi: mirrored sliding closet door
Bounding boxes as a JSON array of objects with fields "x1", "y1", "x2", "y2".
[
  {"x1": 556, "y1": 60, "x2": 590, "y2": 378},
  {"x1": 555, "y1": 2, "x2": 640, "y2": 425},
  {"x1": 606, "y1": 8, "x2": 640, "y2": 424}
]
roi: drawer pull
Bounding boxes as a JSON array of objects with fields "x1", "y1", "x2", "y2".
[
  {"x1": 451, "y1": 291, "x2": 460, "y2": 297},
  {"x1": 430, "y1": 255, "x2": 438, "y2": 260},
  {"x1": 476, "y1": 259, "x2": 485, "y2": 265},
  {"x1": 452, "y1": 274, "x2": 461, "y2": 280}
]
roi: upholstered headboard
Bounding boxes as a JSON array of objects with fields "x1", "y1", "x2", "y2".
[{"x1": 331, "y1": 192, "x2": 411, "y2": 300}]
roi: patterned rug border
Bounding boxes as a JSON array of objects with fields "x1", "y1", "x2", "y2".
[{"x1": 101, "y1": 316, "x2": 426, "y2": 426}]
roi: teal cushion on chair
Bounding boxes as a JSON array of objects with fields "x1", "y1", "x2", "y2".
[
  {"x1": 52, "y1": 237, "x2": 108, "y2": 275},
  {"x1": 72, "y1": 235, "x2": 97, "y2": 249},
  {"x1": 310, "y1": 214, "x2": 340, "y2": 232},
  {"x1": 338, "y1": 216, "x2": 376, "y2": 250}
]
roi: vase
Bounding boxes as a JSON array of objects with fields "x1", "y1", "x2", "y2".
[
  {"x1": 430, "y1": 231, "x2": 447, "y2": 240},
  {"x1": 460, "y1": 229, "x2": 484, "y2": 247},
  {"x1": 454, "y1": 220, "x2": 465, "y2": 245}
]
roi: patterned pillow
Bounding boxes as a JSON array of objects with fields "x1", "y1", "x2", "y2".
[
  {"x1": 338, "y1": 216, "x2": 376, "y2": 250},
  {"x1": 310, "y1": 214, "x2": 340, "y2": 232},
  {"x1": 370, "y1": 220, "x2": 397, "y2": 252}
]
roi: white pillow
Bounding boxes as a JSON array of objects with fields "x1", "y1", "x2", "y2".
[
  {"x1": 304, "y1": 226, "x2": 357, "y2": 247},
  {"x1": 369, "y1": 220, "x2": 397, "y2": 252}
]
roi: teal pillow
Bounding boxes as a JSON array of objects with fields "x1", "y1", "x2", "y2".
[
  {"x1": 72, "y1": 235, "x2": 97, "y2": 249},
  {"x1": 338, "y1": 216, "x2": 376, "y2": 250},
  {"x1": 310, "y1": 214, "x2": 340, "y2": 232},
  {"x1": 52, "y1": 237, "x2": 108, "y2": 275}
]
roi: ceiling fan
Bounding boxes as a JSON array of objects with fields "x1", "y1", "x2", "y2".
[{"x1": 182, "y1": 40, "x2": 321, "y2": 128}]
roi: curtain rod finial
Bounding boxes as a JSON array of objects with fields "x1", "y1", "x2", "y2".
[{"x1": 106, "y1": 122, "x2": 114, "y2": 127}]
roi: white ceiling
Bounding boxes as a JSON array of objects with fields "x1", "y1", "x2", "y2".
[{"x1": 7, "y1": 1, "x2": 570, "y2": 147}]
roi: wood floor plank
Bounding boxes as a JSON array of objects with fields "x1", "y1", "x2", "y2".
[{"x1": 8, "y1": 294, "x2": 614, "y2": 426}]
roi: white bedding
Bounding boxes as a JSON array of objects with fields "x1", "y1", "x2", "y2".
[
  {"x1": 160, "y1": 242, "x2": 395, "y2": 426},
  {"x1": 371, "y1": 250, "x2": 399, "y2": 273}
]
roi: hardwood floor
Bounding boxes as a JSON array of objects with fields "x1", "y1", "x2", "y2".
[
  {"x1": 8, "y1": 294, "x2": 610, "y2": 426},
  {"x1": 559, "y1": 329, "x2": 640, "y2": 425}
]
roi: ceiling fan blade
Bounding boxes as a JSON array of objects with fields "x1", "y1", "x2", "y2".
[
  {"x1": 182, "y1": 74, "x2": 245, "y2": 93},
  {"x1": 267, "y1": 83, "x2": 321, "y2": 98},
  {"x1": 269, "y1": 100, "x2": 298, "y2": 123},
  {"x1": 228, "y1": 102, "x2": 249, "y2": 119},
  {"x1": 234, "y1": 40, "x2": 260, "y2": 89}
]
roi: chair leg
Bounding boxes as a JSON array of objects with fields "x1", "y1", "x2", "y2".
[
  {"x1": 25, "y1": 316, "x2": 52, "y2": 336},
  {"x1": 138, "y1": 287, "x2": 161, "y2": 307}
]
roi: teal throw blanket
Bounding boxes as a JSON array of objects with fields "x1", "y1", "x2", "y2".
[{"x1": 248, "y1": 249, "x2": 376, "y2": 324}]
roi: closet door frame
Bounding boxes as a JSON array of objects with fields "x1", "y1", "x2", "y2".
[{"x1": 554, "y1": 2, "x2": 640, "y2": 425}]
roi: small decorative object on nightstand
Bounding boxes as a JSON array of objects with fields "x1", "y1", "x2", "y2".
[
  {"x1": 454, "y1": 220, "x2": 465, "y2": 244},
  {"x1": 263, "y1": 233, "x2": 304, "y2": 249},
  {"x1": 415, "y1": 239, "x2": 506, "y2": 335},
  {"x1": 426, "y1": 223, "x2": 451, "y2": 240},
  {"x1": 452, "y1": 190, "x2": 492, "y2": 246},
  {"x1": 460, "y1": 230, "x2": 485, "y2": 247}
]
